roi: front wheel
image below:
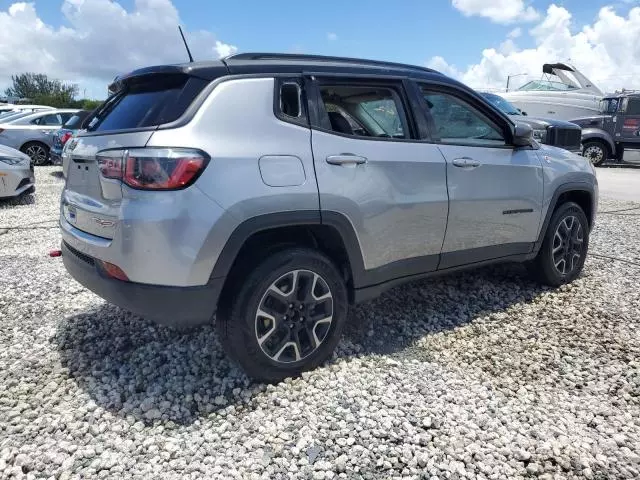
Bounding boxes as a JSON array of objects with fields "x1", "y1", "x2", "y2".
[
  {"x1": 21, "y1": 142, "x2": 50, "y2": 166},
  {"x1": 582, "y1": 140, "x2": 608, "y2": 166},
  {"x1": 217, "y1": 248, "x2": 348, "y2": 382},
  {"x1": 528, "y1": 202, "x2": 590, "y2": 286}
]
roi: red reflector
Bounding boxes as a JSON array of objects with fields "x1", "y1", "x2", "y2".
[
  {"x1": 100, "y1": 261, "x2": 129, "y2": 281},
  {"x1": 49, "y1": 249, "x2": 62, "y2": 257}
]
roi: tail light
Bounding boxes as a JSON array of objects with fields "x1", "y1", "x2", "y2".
[
  {"x1": 60, "y1": 132, "x2": 73, "y2": 145},
  {"x1": 97, "y1": 148, "x2": 209, "y2": 190}
]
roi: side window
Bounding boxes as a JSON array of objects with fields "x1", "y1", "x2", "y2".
[
  {"x1": 59, "y1": 113, "x2": 74, "y2": 124},
  {"x1": 421, "y1": 88, "x2": 506, "y2": 146},
  {"x1": 317, "y1": 83, "x2": 409, "y2": 139},
  {"x1": 275, "y1": 79, "x2": 306, "y2": 127},
  {"x1": 30, "y1": 116, "x2": 42, "y2": 125},
  {"x1": 39, "y1": 114, "x2": 62, "y2": 126},
  {"x1": 626, "y1": 98, "x2": 640, "y2": 115}
]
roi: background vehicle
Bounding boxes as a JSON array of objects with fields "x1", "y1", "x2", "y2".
[
  {"x1": 0, "y1": 104, "x2": 53, "y2": 117},
  {"x1": 49, "y1": 110, "x2": 91, "y2": 165},
  {"x1": 569, "y1": 92, "x2": 640, "y2": 166},
  {"x1": 0, "y1": 144, "x2": 34, "y2": 198},
  {"x1": 503, "y1": 63, "x2": 603, "y2": 120},
  {"x1": 482, "y1": 92, "x2": 582, "y2": 153},
  {"x1": 0, "y1": 109, "x2": 78, "y2": 165},
  {"x1": 60, "y1": 53, "x2": 597, "y2": 381}
]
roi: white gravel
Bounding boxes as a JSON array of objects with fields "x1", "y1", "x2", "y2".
[{"x1": 1, "y1": 166, "x2": 639, "y2": 480}]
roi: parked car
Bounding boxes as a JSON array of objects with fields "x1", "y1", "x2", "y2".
[
  {"x1": 481, "y1": 92, "x2": 582, "y2": 153},
  {"x1": 0, "y1": 109, "x2": 78, "y2": 165},
  {"x1": 569, "y1": 92, "x2": 640, "y2": 166},
  {"x1": 49, "y1": 110, "x2": 92, "y2": 165},
  {"x1": 0, "y1": 144, "x2": 35, "y2": 198},
  {"x1": 60, "y1": 53, "x2": 598, "y2": 381},
  {"x1": 0, "y1": 104, "x2": 53, "y2": 116}
]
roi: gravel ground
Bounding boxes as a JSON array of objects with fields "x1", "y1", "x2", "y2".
[{"x1": 1, "y1": 166, "x2": 639, "y2": 480}]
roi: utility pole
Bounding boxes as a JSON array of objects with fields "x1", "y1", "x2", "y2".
[{"x1": 506, "y1": 73, "x2": 528, "y2": 92}]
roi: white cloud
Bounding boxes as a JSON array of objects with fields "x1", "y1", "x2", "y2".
[
  {"x1": 428, "y1": 4, "x2": 640, "y2": 93},
  {"x1": 452, "y1": 0, "x2": 539, "y2": 24},
  {"x1": 508, "y1": 27, "x2": 522, "y2": 39},
  {"x1": 214, "y1": 41, "x2": 237, "y2": 59},
  {"x1": 327, "y1": 32, "x2": 338, "y2": 41},
  {"x1": 0, "y1": 0, "x2": 237, "y2": 98}
]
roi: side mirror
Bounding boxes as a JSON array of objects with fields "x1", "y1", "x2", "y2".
[{"x1": 513, "y1": 122, "x2": 534, "y2": 147}]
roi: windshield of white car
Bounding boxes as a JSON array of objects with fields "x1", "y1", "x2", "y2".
[
  {"x1": 482, "y1": 93, "x2": 521, "y2": 115},
  {"x1": 518, "y1": 80, "x2": 578, "y2": 91}
]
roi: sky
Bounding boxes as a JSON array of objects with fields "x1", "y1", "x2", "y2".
[{"x1": 0, "y1": 0, "x2": 639, "y2": 100}]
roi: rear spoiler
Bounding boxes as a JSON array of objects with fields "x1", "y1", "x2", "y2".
[{"x1": 108, "y1": 61, "x2": 229, "y2": 94}]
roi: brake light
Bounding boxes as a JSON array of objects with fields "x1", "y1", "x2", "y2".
[
  {"x1": 97, "y1": 148, "x2": 208, "y2": 190},
  {"x1": 60, "y1": 132, "x2": 73, "y2": 145}
]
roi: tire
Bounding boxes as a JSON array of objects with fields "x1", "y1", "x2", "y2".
[
  {"x1": 217, "y1": 247, "x2": 348, "y2": 382},
  {"x1": 528, "y1": 202, "x2": 589, "y2": 287},
  {"x1": 582, "y1": 140, "x2": 608, "y2": 166},
  {"x1": 21, "y1": 142, "x2": 50, "y2": 166}
]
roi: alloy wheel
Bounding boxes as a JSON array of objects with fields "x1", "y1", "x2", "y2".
[
  {"x1": 25, "y1": 145, "x2": 48, "y2": 165},
  {"x1": 255, "y1": 269, "x2": 333, "y2": 363},
  {"x1": 552, "y1": 215, "x2": 584, "y2": 276}
]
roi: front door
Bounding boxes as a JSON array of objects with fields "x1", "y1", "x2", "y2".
[
  {"x1": 619, "y1": 96, "x2": 640, "y2": 149},
  {"x1": 308, "y1": 77, "x2": 449, "y2": 287},
  {"x1": 417, "y1": 86, "x2": 544, "y2": 268}
]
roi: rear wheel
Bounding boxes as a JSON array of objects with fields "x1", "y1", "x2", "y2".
[
  {"x1": 217, "y1": 248, "x2": 348, "y2": 382},
  {"x1": 582, "y1": 140, "x2": 608, "y2": 166},
  {"x1": 21, "y1": 142, "x2": 49, "y2": 166},
  {"x1": 529, "y1": 202, "x2": 589, "y2": 286}
]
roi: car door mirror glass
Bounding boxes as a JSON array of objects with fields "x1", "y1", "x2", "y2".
[{"x1": 513, "y1": 122, "x2": 534, "y2": 147}]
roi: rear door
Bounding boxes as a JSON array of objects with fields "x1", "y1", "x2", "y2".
[
  {"x1": 62, "y1": 74, "x2": 209, "y2": 239},
  {"x1": 308, "y1": 76, "x2": 448, "y2": 287},
  {"x1": 415, "y1": 83, "x2": 543, "y2": 268}
]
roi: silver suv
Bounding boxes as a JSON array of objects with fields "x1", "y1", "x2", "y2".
[{"x1": 60, "y1": 53, "x2": 598, "y2": 381}]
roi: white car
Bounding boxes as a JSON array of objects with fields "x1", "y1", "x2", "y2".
[{"x1": 0, "y1": 144, "x2": 35, "y2": 198}]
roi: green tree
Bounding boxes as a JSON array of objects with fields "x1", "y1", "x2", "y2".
[{"x1": 5, "y1": 73, "x2": 78, "y2": 106}]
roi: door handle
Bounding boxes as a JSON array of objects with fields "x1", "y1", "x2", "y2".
[
  {"x1": 452, "y1": 157, "x2": 481, "y2": 168},
  {"x1": 326, "y1": 154, "x2": 368, "y2": 166}
]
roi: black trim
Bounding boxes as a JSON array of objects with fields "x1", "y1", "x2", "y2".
[
  {"x1": 438, "y1": 242, "x2": 533, "y2": 270},
  {"x1": 62, "y1": 242, "x2": 222, "y2": 328},
  {"x1": 209, "y1": 211, "x2": 321, "y2": 280},
  {"x1": 503, "y1": 208, "x2": 534, "y2": 215},
  {"x1": 353, "y1": 252, "x2": 535, "y2": 303},
  {"x1": 534, "y1": 182, "x2": 596, "y2": 252}
]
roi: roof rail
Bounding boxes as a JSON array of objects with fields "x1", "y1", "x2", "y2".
[{"x1": 224, "y1": 52, "x2": 438, "y2": 74}]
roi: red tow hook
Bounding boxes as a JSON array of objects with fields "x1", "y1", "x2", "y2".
[{"x1": 49, "y1": 249, "x2": 62, "y2": 258}]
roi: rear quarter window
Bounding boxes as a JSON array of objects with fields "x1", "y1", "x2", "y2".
[{"x1": 87, "y1": 75, "x2": 208, "y2": 132}]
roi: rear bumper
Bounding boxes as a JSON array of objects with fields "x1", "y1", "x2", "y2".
[{"x1": 62, "y1": 241, "x2": 224, "y2": 328}]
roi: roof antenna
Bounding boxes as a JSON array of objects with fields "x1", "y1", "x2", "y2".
[{"x1": 178, "y1": 25, "x2": 194, "y2": 63}]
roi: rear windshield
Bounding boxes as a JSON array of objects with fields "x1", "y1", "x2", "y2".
[
  {"x1": 63, "y1": 111, "x2": 90, "y2": 129},
  {"x1": 86, "y1": 75, "x2": 208, "y2": 133}
]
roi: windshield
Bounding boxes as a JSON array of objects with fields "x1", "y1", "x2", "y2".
[
  {"x1": 482, "y1": 93, "x2": 521, "y2": 115},
  {"x1": 599, "y1": 98, "x2": 619, "y2": 114},
  {"x1": 518, "y1": 80, "x2": 578, "y2": 91},
  {"x1": 63, "y1": 111, "x2": 90, "y2": 129}
]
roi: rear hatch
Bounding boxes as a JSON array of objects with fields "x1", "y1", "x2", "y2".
[{"x1": 62, "y1": 69, "x2": 219, "y2": 239}]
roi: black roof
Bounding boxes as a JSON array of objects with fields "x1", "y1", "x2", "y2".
[{"x1": 110, "y1": 52, "x2": 446, "y2": 90}]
